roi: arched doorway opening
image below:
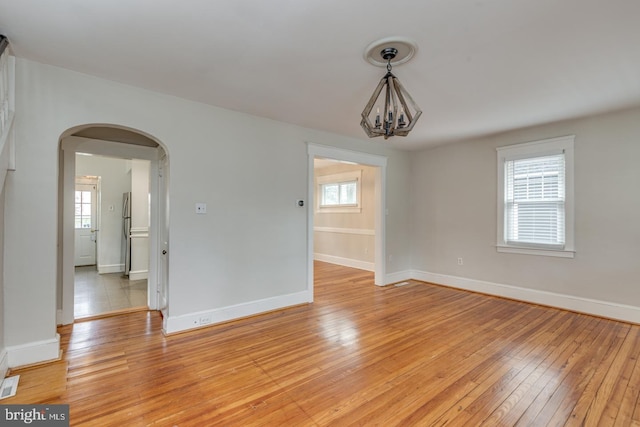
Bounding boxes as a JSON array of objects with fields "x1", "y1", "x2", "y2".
[{"x1": 57, "y1": 124, "x2": 169, "y2": 325}]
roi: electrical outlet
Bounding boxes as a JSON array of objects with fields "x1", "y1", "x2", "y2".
[
  {"x1": 199, "y1": 315, "x2": 212, "y2": 325},
  {"x1": 457, "y1": 257, "x2": 463, "y2": 265}
]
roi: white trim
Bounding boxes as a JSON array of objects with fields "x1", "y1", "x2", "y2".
[
  {"x1": 61, "y1": 136, "x2": 160, "y2": 160},
  {"x1": 496, "y1": 135, "x2": 575, "y2": 257},
  {"x1": 314, "y1": 253, "x2": 375, "y2": 272},
  {"x1": 164, "y1": 290, "x2": 312, "y2": 335},
  {"x1": 411, "y1": 270, "x2": 640, "y2": 324},
  {"x1": 316, "y1": 206, "x2": 362, "y2": 214},
  {"x1": 6, "y1": 334, "x2": 61, "y2": 368},
  {"x1": 0, "y1": 111, "x2": 14, "y2": 154},
  {"x1": 314, "y1": 226, "x2": 375, "y2": 236},
  {"x1": 496, "y1": 245, "x2": 575, "y2": 258},
  {"x1": 128, "y1": 270, "x2": 148, "y2": 281},
  {"x1": 496, "y1": 135, "x2": 574, "y2": 157},
  {"x1": 0, "y1": 349, "x2": 8, "y2": 379},
  {"x1": 59, "y1": 134, "x2": 165, "y2": 323},
  {"x1": 308, "y1": 143, "x2": 387, "y2": 287},
  {"x1": 97, "y1": 263, "x2": 124, "y2": 274}
]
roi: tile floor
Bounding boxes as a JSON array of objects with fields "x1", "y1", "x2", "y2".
[{"x1": 74, "y1": 266, "x2": 148, "y2": 319}]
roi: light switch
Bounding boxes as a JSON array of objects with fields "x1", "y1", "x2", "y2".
[{"x1": 195, "y1": 203, "x2": 207, "y2": 214}]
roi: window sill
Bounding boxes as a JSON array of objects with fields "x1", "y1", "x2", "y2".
[
  {"x1": 497, "y1": 245, "x2": 575, "y2": 258},
  {"x1": 316, "y1": 207, "x2": 362, "y2": 214}
]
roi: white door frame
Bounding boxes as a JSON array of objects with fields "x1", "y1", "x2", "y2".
[
  {"x1": 59, "y1": 135, "x2": 166, "y2": 325},
  {"x1": 307, "y1": 143, "x2": 387, "y2": 293}
]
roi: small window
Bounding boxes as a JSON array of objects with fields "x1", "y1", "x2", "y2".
[
  {"x1": 321, "y1": 181, "x2": 357, "y2": 206},
  {"x1": 317, "y1": 170, "x2": 362, "y2": 213},
  {"x1": 497, "y1": 135, "x2": 574, "y2": 257},
  {"x1": 75, "y1": 190, "x2": 92, "y2": 229}
]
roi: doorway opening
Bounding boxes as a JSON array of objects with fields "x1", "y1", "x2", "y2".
[
  {"x1": 307, "y1": 144, "x2": 387, "y2": 297},
  {"x1": 72, "y1": 158, "x2": 150, "y2": 319},
  {"x1": 58, "y1": 125, "x2": 169, "y2": 325}
]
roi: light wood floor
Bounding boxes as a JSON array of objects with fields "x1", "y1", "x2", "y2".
[{"x1": 6, "y1": 262, "x2": 640, "y2": 426}]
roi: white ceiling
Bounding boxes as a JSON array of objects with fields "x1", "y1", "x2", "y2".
[{"x1": 1, "y1": 0, "x2": 639, "y2": 151}]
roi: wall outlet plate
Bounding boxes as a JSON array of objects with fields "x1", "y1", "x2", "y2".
[{"x1": 195, "y1": 203, "x2": 207, "y2": 214}]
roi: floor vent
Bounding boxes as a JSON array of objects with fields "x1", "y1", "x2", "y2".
[
  {"x1": 394, "y1": 282, "x2": 410, "y2": 287},
  {"x1": 0, "y1": 375, "x2": 19, "y2": 400}
]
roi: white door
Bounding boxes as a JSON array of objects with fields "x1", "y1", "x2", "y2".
[{"x1": 74, "y1": 179, "x2": 98, "y2": 266}]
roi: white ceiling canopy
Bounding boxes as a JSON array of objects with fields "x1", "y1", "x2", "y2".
[{"x1": 1, "y1": 0, "x2": 639, "y2": 150}]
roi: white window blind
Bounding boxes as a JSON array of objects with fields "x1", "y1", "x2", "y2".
[{"x1": 505, "y1": 153, "x2": 565, "y2": 247}]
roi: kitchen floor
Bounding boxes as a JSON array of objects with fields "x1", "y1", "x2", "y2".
[{"x1": 74, "y1": 266, "x2": 147, "y2": 319}]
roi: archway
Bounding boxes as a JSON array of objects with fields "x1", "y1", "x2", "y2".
[{"x1": 57, "y1": 124, "x2": 169, "y2": 325}]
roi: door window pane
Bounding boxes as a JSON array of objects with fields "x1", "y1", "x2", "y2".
[{"x1": 75, "y1": 189, "x2": 92, "y2": 229}]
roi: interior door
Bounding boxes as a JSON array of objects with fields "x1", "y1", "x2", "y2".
[{"x1": 74, "y1": 179, "x2": 98, "y2": 266}]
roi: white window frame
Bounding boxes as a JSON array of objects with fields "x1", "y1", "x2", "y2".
[
  {"x1": 496, "y1": 135, "x2": 575, "y2": 258},
  {"x1": 316, "y1": 170, "x2": 362, "y2": 213}
]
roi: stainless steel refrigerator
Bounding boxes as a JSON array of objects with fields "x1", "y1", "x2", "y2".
[{"x1": 122, "y1": 192, "x2": 132, "y2": 276}]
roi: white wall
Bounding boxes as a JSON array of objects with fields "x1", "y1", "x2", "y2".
[
  {"x1": 3, "y1": 58, "x2": 412, "y2": 365},
  {"x1": 409, "y1": 107, "x2": 640, "y2": 322},
  {"x1": 0, "y1": 187, "x2": 6, "y2": 377},
  {"x1": 76, "y1": 154, "x2": 132, "y2": 273}
]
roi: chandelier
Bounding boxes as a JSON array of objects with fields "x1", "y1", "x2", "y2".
[{"x1": 361, "y1": 41, "x2": 422, "y2": 140}]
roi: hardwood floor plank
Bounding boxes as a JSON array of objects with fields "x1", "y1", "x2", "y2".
[
  {"x1": 513, "y1": 317, "x2": 611, "y2": 425},
  {"x1": 4, "y1": 261, "x2": 640, "y2": 426},
  {"x1": 611, "y1": 328, "x2": 640, "y2": 427},
  {"x1": 568, "y1": 325, "x2": 634, "y2": 426},
  {"x1": 480, "y1": 313, "x2": 592, "y2": 426},
  {"x1": 547, "y1": 321, "x2": 629, "y2": 425}
]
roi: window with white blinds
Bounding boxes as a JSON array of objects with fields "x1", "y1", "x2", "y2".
[
  {"x1": 497, "y1": 135, "x2": 575, "y2": 258},
  {"x1": 505, "y1": 154, "x2": 565, "y2": 247}
]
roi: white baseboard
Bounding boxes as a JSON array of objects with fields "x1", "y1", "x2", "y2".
[
  {"x1": 98, "y1": 264, "x2": 124, "y2": 274},
  {"x1": 128, "y1": 270, "x2": 148, "y2": 281},
  {"x1": 314, "y1": 253, "x2": 375, "y2": 272},
  {"x1": 412, "y1": 270, "x2": 640, "y2": 324},
  {"x1": 164, "y1": 290, "x2": 313, "y2": 335},
  {"x1": 7, "y1": 334, "x2": 61, "y2": 368},
  {"x1": 0, "y1": 349, "x2": 8, "y2": 379}
]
